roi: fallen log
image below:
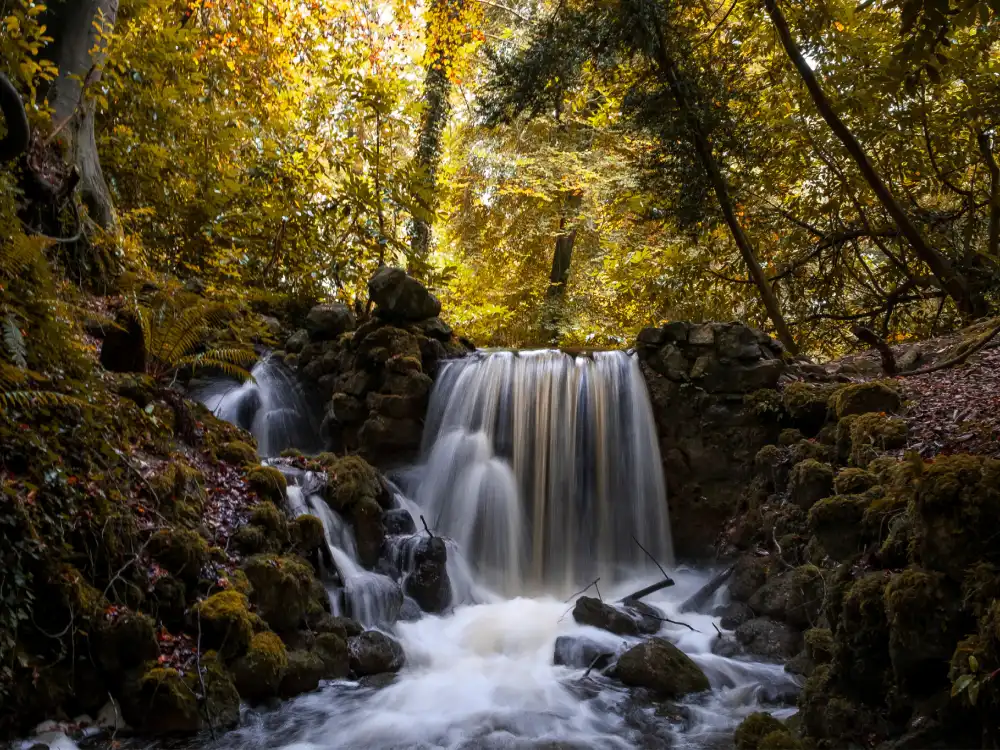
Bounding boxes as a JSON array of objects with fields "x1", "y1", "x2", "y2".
[
  {"x1": 618, "y1": 577, "x2": 674, "y2": 603},
  {"x1": 679, "y1": 565, "x2": 735, "y2": 614}
]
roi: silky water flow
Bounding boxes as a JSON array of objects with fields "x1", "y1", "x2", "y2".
[{"x1": 182, "y1": 350, "x2": 800, "y2": 749}]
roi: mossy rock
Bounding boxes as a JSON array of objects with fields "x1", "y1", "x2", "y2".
[
  {"x1": 614, "y1": 636, "x2": 710, "y2": 698},
  {"x1": 243, "y1": 554, "x2": 322, "y2": 633},
  {"x1": 233, "y1": 524, "x2": 273, "y2": 556},
  {"x1": 150, "y1": 574, "x2": 188, "y2": 631},
  {"x1": 758, "y1": 730, "x2": 803, "y2": 750},
  {"x1": 833, "y1": 468, "x2": 878, "y2": 495},
  {"x1": 351, "y1": 496, "x2": 386, "y2": 569},
  {"x1": 290, "y1": 514, "x2": 326, "y2": 556},
  {"x1": 755, "y1": 444, "x2": 790, "y2": 491},
  {"x1": 830, "y1": 380, "x2": 901, "y2": 419},
  {"x1": 53, "y1": 564, "x2": 108, "y2": 622},
  {"x1": 808, "y1": 494, "x2": 869, "y2": 562},
  {"x1": 734, "y1": 712, "x2": 789, "y2": 750},
  {"x1": 778, "y1": 428, "x2": 805, "y2": 446},
  {"x1": 148, "y1": 528, "x2": 210, "y2": 581},
  {"x1": 788, "y1": 459, "x2": 834, "y2": 510},
  {"x1": 232, "y1": 631, "x2": 288, "y2": 702},
  {"x1": 848, "y1": 413, "x2": 908, "y2": 466},
  {"x1": 323, "y1": 455, "x2": 381, "y2": 512},
  {"x1": 149, "y1": 462, "x2": 206, "y2": 528},
  {"x1": 314, "y1": 631, "x2": 350, "y2": 678},
  {"x1": 836, "y1": 572, "x2": 892, "y2": 702},
  {"x1": 749, "y1": 565, "x2": 824, "y2": 629},
  {"x1": 250, "y1": 500, "x2": 289, "y2": 536},
  {"x1": 125, "y1": 654, "x2": 239, "y2": 734},
  {"x1": 911, "y1": 454, "x2": 1000, "y2": 578},
  {"x1": 782, "y1": 381, "x2": 837, "y2": 433},
  {"x1": 194, "y1": 590, "x2": 254, "y2": 659},
  {"x1": 884, "y1": 568, "x2": 960, "y2": 694},
  {"x1": 279, "y1": 649, "x2": 326, "y2": 697},
  {"x1": 788, "y1": 438, "x2": 835, "y2": 467},
  {"x1": 247, "y1": 466, "x2": 287, "y2": 504},
  {"x1": 95, "y1": 611, "x2": 159, "y2": 674},
  {"x1": 803, "y1": 628, "x2": 834, "y2": 664},
  {"x1": 961, "y1": 563, "x2": 1000, "y2": 620},
  {"x1": 217, "y1": 440, "x2": 259, "y2": 466}
]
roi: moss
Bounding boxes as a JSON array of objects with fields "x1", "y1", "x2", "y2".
[
  {"x1": 232, "y1": 631, "x2": 288, "y2": 702},
  {"x1": 830, "y1": 380, "x2": 902, "y2": 419},
  {"x1": 386, "y1": 354, "x2": 423, "y2": 374},
  {"x1": 243, "y1": 554, "x2": 322, "y2": 632},
  {"x1": 149, "y1": 462, "x2": 206, "y2": 527},
  {"x1": 313, "y1": 631, "x2": 350, "y2": 678},
  {"x1": 290, "y1": 514, "x2": 326, "y2": 556},
  {"x1": 808, "y1": 494, "x2": 869, "y2": 561},
  {"x1": 233, "y1": 524, "x2": 273, "y2": 556},
  {"x1": 55, "y1": 564, "x2": 108, "y2": 621},
  {"x1": 833, "y1": 468, "x2": 877, "y2": 495},
  {"x1": 884, "y1": 568, "x2": 959, "y2": 694},
  {"x1": 249, "y1": 500, "x2": 288, "y2": 535},
  {"x1": 788, "y1": 459, "x2": 834, "y2": 510},
  {"x1": 734, "y1": 712, "x2": 789, "y2": 750},
  {"x1": 217, "y1": 440, "x2": 259, "y2": 466},
  {"x1": 194, "y1": 590, "x2": 254, "y2": 658},
  {"x1": 95, "y1": 611, "x2": 159, "y2": 674},
  {"x1": 758, "y1": 731, "x2": 803, "y2": 750},
  {"x1": 130, "y1": 668, "x2": 200, "y2": 734},
  {"x1": 755, "y1": 444, "x2": 789, "y2": 491},
  {"x1": 778, "y1": 428, "x2": 805, "y2": 446},
  {"x1": 798, "y1": 664, "x2": 833, "y2": 738},
  {"x1": 788, "y1": 439, "x2": 835, "y2": 466},
  {"x1": 782, "y1": 381, "x2": 837, "y2": 432},
  {"x1": 323, "y1": 455, "x2": 381, "y2": 512},
  {"x1": 836, "y1": 572, "x2": 892, "y2": 702},
  {"x1": 848, "y1": 413, "x2": 908, "y2": 466},
  {"x1": 247, "y1": 466, "x2": 287, "y2": 504},
  {"x1": 148, "y1": 528, "x2": 210, "y2": 580},
  {"x1": 911, "y1": 454, "x2": 1000, "y2": 577},
  {"x1": 962, "y1": 563, "x2": 1000, "y2": 620},
  {"x1": 804, "y1": 628, "x2": 834, "y2": 664}
]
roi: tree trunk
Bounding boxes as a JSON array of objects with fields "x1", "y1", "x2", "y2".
[
  {"x1": 541, "y1": 191, "x2": 584, "y2": 344},
  {"x1": 648, "y1": 14, "x2": 799, "y2": 354},
  {"x1": 764, "y1": 0, "x2": 982, "y2": 317},
  {"x1": 408, "y1": 38, "x2": 453, "y2": 278},
  {"x1": 40, "y1": 0, "x2": 119, "y2": 233},
  {"x1": 978, "y1": 130, "x2": 999, "y2": 261}
]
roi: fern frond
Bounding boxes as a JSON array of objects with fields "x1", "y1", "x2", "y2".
[
  {"x1": 179, "y1": 356, "x2": 255, "y2": 383},
  {"x1": 2, "y1": 314, "x2": 27, "y2": 368},
  {"x1": 0, "y1": 234, "x2": 48, "y2": 280},
  {"x1": 0, "y1": 390, "x2": 93, "y2": 410},
  {"x1": 198, "y1": 348, "x2": 257, "y2": 366},
  {"x1": 150, "y1": 304, "x2": 213, "y2": 364}
]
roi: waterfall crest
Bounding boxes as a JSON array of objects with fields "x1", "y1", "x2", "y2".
[{"x1": 409, "y1": 349, "x2": 672, "y2": 595}]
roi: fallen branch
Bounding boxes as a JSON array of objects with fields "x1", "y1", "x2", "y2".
[
  {"x1": 897, "y1": 320, "x2": 1000, "y2": 376},
  {"x1": 679, "y1": 565, "x2": 734, "y2": 613},
  {"x1": 852, "y1": 324, "x2": 897, "y2": 375},
  {"x1": 618, "y1": 578, "x2": 674, "y2": 603},
  {"x1": 643, "y1": 613, "x2": 700, "y2": 633},
  {"x1": 420, "y1": 515, "x2": 435, "y2": 538},
  {"x1": 565, "y1": 577, "x2": 601, "y2": 603},
  {"x1": 631, "y1": 534, "x2": 674, "y2": 586}
]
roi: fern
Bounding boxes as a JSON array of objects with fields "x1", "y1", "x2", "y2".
[
  {"x1": 177, "y1": 348, "x2": 256, "y2": 382},
  {"x1": 2, "y1": 314, "x2": 27, "y2": 368},
  {"x1": 0, "y1": 390, "x2": 92, "y2": 410}
]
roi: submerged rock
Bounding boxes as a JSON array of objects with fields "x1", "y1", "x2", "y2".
[
  {"x1": 404, "y1": 536, "x2": 451, "y2": 614},
  {"x1": 572, "y1": 596, "x2": 639, "y2": 636},
  {"x1": 614, "y1": 637, "x2": 710, "y2": 698},
  {"x1": 348, "y1": 631, "x2": 405, "y2": 676},
  {"x1": 553, "y1": 635, "x2": 615, "y2": 671}
]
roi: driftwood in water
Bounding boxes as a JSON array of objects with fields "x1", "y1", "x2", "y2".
[
  {"x1": 618, "y1": 578, "x2": 674, "y2": 603},
  {"x1": 679, "y1": 565, "x2": 734, "y2": 614}
]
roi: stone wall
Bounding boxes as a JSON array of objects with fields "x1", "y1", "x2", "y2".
[
  {"x1": 635, "y1": 321, "x2": 787, "y2": 560},
  {"x1": 279, "y1": 268, "x2": 471, "y2": 466}
]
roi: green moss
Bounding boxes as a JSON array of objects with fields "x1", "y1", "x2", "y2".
[
  {"x1": 132, "y1": 668, "x2": 200, "y2": 733},
  {"x1": 834, "y1": 468, "x2": 877, "y2": 495},
  {"x1": 323, "y1": 455, "x2": 381, "y2": 512},
  {"x1": 758, "y1": 731, "x2": 803, "y2": 750},
  {"x1": 848, "y1": 413, "x2": 908, "y2": 466},
  {"x1": 788, "y1": 439, "x2": 835, "y2": 466},
  {"x1": 233, "y1": 524, "x2": 272, "y2": 556},
  {"x1": 148, "y1": 528, "x2": 210, "y2": 580},
  {"x1": 778, "y1": 428, "x2": 805, "y2": 447},
  {"x1": 247, "y1": 466, "x2": 287, "y2": 504},
  {"x1": 782, "y1": 381, "x2": 837, "y2": 431},
  {"x1": 830, "y1": 380, "x2": 902, "y2": 419},
  {"x1": 217, "y1": 440, "x2": 259, "y2": 466},
  {"x1": 232, "y1": 631, "x2": 288, "y2": 702},
  {"x1": 95, "y1": 611, "x2": 159, "y2": 674},
  {"x1": 836, "y1": 572, "x2": 892, "y2": 702},
  {"x1": 808, "y1": 494, "x2": 869, "y2": 561},
  {"x1": 804, "y1": 628, "x2": 834, "y2": 664},
  {"x1": 734, "y1": 712, "x2": 789, "y2": 750},
  {"x1": 962, "y1": 563, "x2": 1000, "y2": 620},
  {"x1": 249, "y1": 500, "x2": 288, "y2": 534},
  {"x1": 195, "y1": 590, "x2": 254, "y2": 658},
  {"x1": 243, "y1": 554, "x2": 322, "y2": 632},
  {"x1": 279, "y1": 648, "x2": 326, "y2": 698},
  {"x1": 788, "y1": 459, "x2": 834, "y2": 510},
  {"x1": 290, "y1": 514, "x2": 326, "y2": 556},
  {"x1": 149, "y1": 462, "x2": 207, "y2": 528},
  {"x1": 280, "y1": 448, "x2": 304, "y2": 458},
  {"x1": 754, "y1": 444, "x2": 789, "y2": 491}
]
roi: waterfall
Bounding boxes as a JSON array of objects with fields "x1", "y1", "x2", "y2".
[
  {"x1": 408, "y1": 349, "x2": 673, "y2": 595},
  {"x1": 195, "y1": 355, "x2": 320, "y2": 457}
]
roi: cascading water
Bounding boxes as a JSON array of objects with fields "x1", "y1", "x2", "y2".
[
  {"x1": 194, "y1": 355, "x2": 320, "y2": 456},
  {"x1": 410, "y1": 349, "x2": 673, "y2": 595}
]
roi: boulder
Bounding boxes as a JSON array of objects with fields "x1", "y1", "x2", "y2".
[
  {"x1": 748, "y1": 565, "x2": 824, "y2": 629},
  {"x1": 403, "y1": 536, "x2": 451, "y2": 613},
  {"x1": 147, "y1": 528, "x2": 210, "y2": 582},
  {"x1": 734, "y1": 617, "x2": 803, "y2": 660},
  {"x1": 313, "y1": 631, "x2": 350, "y2": 678},
  {"x1": 622, "y1": 600, "x2": 665, "y2": 635},
  {"x1": 216, "y1": 440, "x2": 258, "y2": 466},
  {"x1": 734, "y1": 712, "x2": 796, "y2": 750},
  {"x1": 729, "y1": 555, "x2": 771, "y2": 602},
  {"x1": 614, "y1": 637, "x2": 710, "y2": 697},
  {"x1": 553, "y1": 635, "x2": 615, "y2": 670},
  {"x1": 384, "y1": 508, "x2": 416, "y2": 535},
  {"x1": 330, "y1": 392, "x2": 367, "y2": 424},
  {"x1": 279, "y1": 649, "x2": 326, "y2": 697},
  {"x1": 348, "y1": 631, "x2": 406, "y2": 676},
  {"x1": 94, "y1": 612, "x2": 159, "y2": 675},
  {"x1": 243, "y1": 555, "x2": 325, "y2": 633},
  {"x1": 285, "y1": 329, "x2": 309, "y2": 353},
  {"x1": 808, "y1": 494, "x2": 869, "y2": 562},
  {"x1": 247, "y1": 466, "x2": 287, "y2": 504},
  {"x1": 831, "y1": 380, "x2": 901, "y2": 418},
  {"x1": 232, "y1": 631, "x2": 288, "y2": 702},
  {"x1": 126, "y1": 655, "x2": 239, "y2": 734},
  {"x1": 193, "y1": 590, "x2": 255, "y2": 658},
  {"x1": 350, "y1": 496, "x2": 386, "y2": 569},
  {"x1": 413, "y1": 317, "x2": 452, "y2": 341},
  {"x1": 716, "y1": 601, "x2": 754, "y2": 630},
  {"x1": 359, "y1": 415, "x2": 423, "y2": 458},
  {"x1": 368, "y1": 267, "x2": 441, "y2": 321},
  {"x1": 572, "y1": 596, "x2": 639, "y2": 636},
  {"x1": 788, "y1": 460, "x2": 834, "y2": 510},
  {"x1": 305, "y1": 303, "x2": 356, "y2": 340},
  {"x1": 356, "y1": 326, "x2": 421, "y2": 367}
]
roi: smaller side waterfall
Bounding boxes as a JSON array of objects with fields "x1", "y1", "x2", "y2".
[{"x1": 195, "y1": 356, "x2": 320, "y2": 457}]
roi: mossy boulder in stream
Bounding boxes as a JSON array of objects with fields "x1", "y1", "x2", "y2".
[
  {"x1": 243, "y1": 554, "x2": 325, "y2": 632},
  {"x1": 572, "y1": 596, "x2": 640, "y2": 636},
  {"x1": 232, "y1": 631, "x2": 288, "y2": 702},
  {"x1": 147, "y1": 528, "x2": 210, "y2": 581},
  {"x1": 734, "y1": 712, "x2": 794, "y2": 750},
  {"x1": 290, "y1": 513, "x2": 326, "y2": 556},
  {"x1": 193, "y1": 590, "x2": 255, "y2": 659},
  {"x1": 322, "y1": 454, "x2": 381, "y2": 512},
  {"x1": 614, "y1": 637, "x2": 710, "y2": 698},
  {"x1": 348, "y1": 631, "x2": 406, "y2": 676},
  {"x1": 217, "y1": 440, "x2": 259, "y2": 466}
]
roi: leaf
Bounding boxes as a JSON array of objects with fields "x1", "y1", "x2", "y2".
[
  {"x1": 969, "y1": 655, "x2": 979, "y2": 672},
  {"x1": 2, "y1": 315, "x2": 27, "y2": 368},
  {"x1": 952, "y1": 673, "x2": 974, "y2": 696}
]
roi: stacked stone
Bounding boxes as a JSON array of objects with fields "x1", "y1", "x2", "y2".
[{"x1": 281, "y1": 268, "x2": 471, "y2": 465}]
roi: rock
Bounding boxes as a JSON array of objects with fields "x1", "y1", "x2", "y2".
[
  {"x1": 404, "y1": 536, "x2": 451, "y2": 613},
  {"x1": 734, "y1": 712, "x2": 795, "y2": 750},
  {"x1": 331, "y1": 392, "x2": 367, "y2": 423},
  {"x1": 689, "y1": 324, "x2": 716, "y2": 345},
  {"x1": 748, "y1": 565, "x2": 824, "y2": 629},
  {"x1": 614, "y1": 637, "x2": 710, "y2": 697},
  {"x1": 313, "y1": 631, "x2": 350, "y2": 678},
  {"x1": 243, "y1": 554, "x2": 325, "y2": 633},
  {"x1": 808, "y1": 494, "x2": 869, "y2": 562},
  {"x1": 305, "y1": 303, "x2": 356, "y2": 340},
  {"x1": 834, "y1": 467, "x2": 878, "y2": 495},
  {"x1": 356, "y1": 326, "x2": 422, "y2": 367},
  {"x1": 831, "y1": 380, "x2": 901, "y2": 418},
  {"x1": 232, "y1": 631, "x2": 288, "y2": 702},
  {"x1": 399, "y1": 596, "x2": 423, "y2": 622},
  {"x1": 94, "y1": 611, "x2": 159, "y2": 674},
  {"x1": 781, "y1": 382, "x2": 837, "y2": 434},
  {"x1": 247, "y1": 466, "x2": 287, "y2": 504},
  {"x1": 553, "y1": 635, "x2": 615, "y2": 670},
  {"x1": 368, "y1": 266, "x2": 441, "y2": 321},
  {"x1": 216, "y1": 440, "x2": 258, "y2": 465},
  {"x1": 351, "y1": 496, "x2": 386, "y2": 569},
  {"x1": 99, "y1": 312, "x2": 146, "y2": 373},
  {"x1": 622, "y1": 600, "x2": 665, "y2": 635},
  {"x1": 126, "y1": 655, "x2": 239, "y2": 734},
  {"x1": 787, "y1": 460, "x2": 834, "y2": 510},
  {"x1": 359, "y1": 415, "x2": 423, "y2": 459},
  {"x1": 572, "y1": 596, "x2": 640, "y2": 636},
  {"x1": 290, "y1": 514, "x2": 326, "y2": 556},
  {"x1": 147, "y1": 528, "x2": 210, "y2": 581},
  {"x1": 348, "y1": 631, "x2": 405, "y2": 676},
  {"x1": 716, "y1": 601, "x2": 754, "y2": 630},
  {"x1": 279, "y1": 649, "x2": 326, "y2": 697},
  {"x1": 729, "y1": 555, "x2": 771, "y2": 602},
  {"x1": 95, "y1": 697, "x2": 128, "y2": 731},
  {"x1": 285, "y1": 329, "x2": 309, "y2": 353},
  {"x1": 701, "y1": 359, "x2": 785, "y2": 393},
  {"x1": 734, "y1": 618, "x2": 803, "y2": 660},
  {"x1": 647, "y1": 344, "x2": 689, "y2": 382},
  {"x1": 323, "y1": 454, "x2": 382, "y2": 512},
  {"x1": 193, "y1": 590, "x2": 255, "y2": 658},
  {"x1": 414, "y1": 317, "x2": 453, "y2": 341},
  {"x1": 637, "y1": 326, "x2": 667, "y2": 346},
  {"x1": 384, "y1": 508, "x2": 416, "y2": 535}
]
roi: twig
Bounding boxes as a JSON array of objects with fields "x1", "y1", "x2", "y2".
[
  {"x1": 420, "y1": 515, "x2": 435, "y2": 538},
  {"x1": 713, "y1": 622, "x2": 723, "y2": 637},
  {"x1": 644, "y1": 613, "x2": 701, "y2": 632},
  {"x1": 581, "y1": 652, "x2": 608, "y2": 679},
  {"x1": 564, "y1": 577, "x2": 601, "y2": 603},
  {"x1": 632, "y1": 534, "x2": 673, "y2": 584},
  {"x1": 195, "y1": 607, "x2": 217, "y2": 740}
]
